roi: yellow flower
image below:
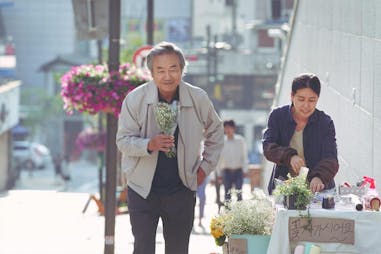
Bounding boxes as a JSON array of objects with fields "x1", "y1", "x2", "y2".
[
  {"x1": 210, "y1": 216, "x2": 227, "y2": 246},
  {"x1": 211, "y1": 228, "x2": 224, "y2": 238}
]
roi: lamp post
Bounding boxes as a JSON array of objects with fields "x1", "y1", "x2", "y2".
[
  {"x1": 104, "y1": 0, "x2": 120, "y2": 253},
  {"x1": 206, "y1": 27, "x2": 231, "y2": 209},
  {"x1": 206, "y1": 30, "x2": 231, "y2": 111},
  {"x1": 147, "y1": 0, "x2": 154, "y2": 45}
]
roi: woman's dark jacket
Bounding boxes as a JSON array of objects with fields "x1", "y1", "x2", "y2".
[{"x1": 262, "y1": 105, "x2": 339, "y2": 194}]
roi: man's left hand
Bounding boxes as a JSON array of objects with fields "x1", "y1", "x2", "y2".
[{"x1": 197, "y1": 167, "x2": 206, "y2": 186}]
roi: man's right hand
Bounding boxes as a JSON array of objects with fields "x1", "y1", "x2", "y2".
[
  {"x1": 289, "y1": 155, "x2": 305, "y2": 175},
  {"x1": 147, "y1": 134, "x2": 175, "y2": 153}
]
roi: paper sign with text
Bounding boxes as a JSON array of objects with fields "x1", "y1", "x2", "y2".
[
  {"x1": 228, "y1": 238, "x2": 247, "y2": 254},
  {"x1": 288, "y1": 217, "x2": 355, "y2": 244}
]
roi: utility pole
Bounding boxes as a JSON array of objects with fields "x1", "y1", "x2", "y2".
[
  {"x1": 97, "y1": 38, "x2": 104, "y2": 202},
  {"x1": 231, "y1": 0, "x2": 238, "y2": 49},
  {"x1": 147, "y1": 0, "x2": 154, "y2": 45},
  {"x1": 206, "y1": 25, "x2": 211, "y2": 90},
  {"x1": 104, "y1": 0, "x2": 120, "y2": 253},
  {"x1": 213, "y1": 35, "x2": 218, "y2": 82}
]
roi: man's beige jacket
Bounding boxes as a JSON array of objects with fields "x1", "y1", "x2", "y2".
[{"x1": 116, "y1": 80, "x2": 224, "y2": 198}]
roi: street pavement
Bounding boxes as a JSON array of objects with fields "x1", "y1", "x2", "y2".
[{"x1": 0, "y1": 159, "x2": 252, "y2": 254}]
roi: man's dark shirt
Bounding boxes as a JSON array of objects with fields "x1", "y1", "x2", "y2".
[{"x1": 150, "y1": 87, "x2": 186, "y2": 195}]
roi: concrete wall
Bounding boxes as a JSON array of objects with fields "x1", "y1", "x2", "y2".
[{"x1": 267, "y1": 0, "x2": 381, "y2": 191}]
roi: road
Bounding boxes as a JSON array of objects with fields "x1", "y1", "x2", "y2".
[{"x1": 0, "y1": 159, "x2": 254, "y2": 254}]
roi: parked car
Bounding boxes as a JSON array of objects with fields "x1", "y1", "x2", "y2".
[{"x1": 12, "y1": 141, "x2": 52, "y2": 170}]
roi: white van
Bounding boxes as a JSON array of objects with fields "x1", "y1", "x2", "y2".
[{"x1": 13, "y1": 141, "x2": 52, "y2": 170}]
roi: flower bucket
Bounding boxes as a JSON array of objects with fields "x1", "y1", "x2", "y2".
[
  {"x1": 228, "y1": 234, "x2": 270, "y2": 254},
  {"x1": 284, "y1": 194, "x2": 307, "y2": 210},
  {"x1": 222, "y1": 242, "x2": 229, "y2": 254}
]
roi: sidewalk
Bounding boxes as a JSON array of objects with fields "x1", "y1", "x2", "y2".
[{"x1": 0, "y1": 160, "x2": 252, "y2": 254}]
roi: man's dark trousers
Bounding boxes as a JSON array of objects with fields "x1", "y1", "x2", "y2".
[{"x1": 128, "y1": 187, "x2": 196, "y2": 254}]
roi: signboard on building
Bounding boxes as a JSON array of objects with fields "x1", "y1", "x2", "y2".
[{"x1": 0, "y1": 81, "x2": 20, "y2": 135}]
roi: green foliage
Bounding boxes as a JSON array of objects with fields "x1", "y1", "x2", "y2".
[
  {"x1": 273, "y1": 173, "x2": 313, "y2": 210},
  {"x1": 102, "y1": 37, "x2": 145, "y2": 64},
  {"x1": 299, "y1": 209, "x2": 312, "y2": 232},
  {"x1": 215, "y1": 235, "x2": 226, "y2": 246},
  {"x1": 20, "y1": 86, "x2": 64, "y2": 134}
]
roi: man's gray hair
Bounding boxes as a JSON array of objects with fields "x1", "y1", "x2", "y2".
[{"x1": 146, "y1": 41, "x2": 187, "y2": 74}]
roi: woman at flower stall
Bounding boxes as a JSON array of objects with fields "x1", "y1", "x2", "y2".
[
  {"x1": 116, "y1": 41, "x2": 224, "y2": 254},
  {"x1": 262, "y1": 73, "x2": 339, "y2": 195}
]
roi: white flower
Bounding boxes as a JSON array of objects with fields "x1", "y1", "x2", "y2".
[
  {"x1": 153, "y1": 101, "x2": 179, "y2": 158},
  {"x1": 222, "y1": 189, "x2": 275, "y2": 236}
]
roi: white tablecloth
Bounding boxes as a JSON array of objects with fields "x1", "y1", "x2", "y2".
[{"x1": 267, "y1": 207, "x2": 381, "y2": 254}]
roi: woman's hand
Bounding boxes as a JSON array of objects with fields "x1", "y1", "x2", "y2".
[
  {"x1": 310, "y1": 177, "x2": 325, "y2": 193},
  {"x1": 290, "y1": 155, "x2": 305, "y2": 175}
]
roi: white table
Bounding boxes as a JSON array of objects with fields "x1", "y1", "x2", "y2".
[{"x1": 267, "y1": 207, "x2": 381, "y2": 254}]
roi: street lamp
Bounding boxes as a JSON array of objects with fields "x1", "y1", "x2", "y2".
[{"x1": 104, "y1": 1, "x2": 120, "y2": 254}]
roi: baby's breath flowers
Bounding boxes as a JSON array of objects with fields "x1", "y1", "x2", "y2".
[
  {"x1": 153, "y1": 101, "x2": 179, "y2": 158},
  {"x1": 223, "y1": 189, "x2": 275, "y2": 236},
  {"x1": 210, "y1": 189, "x2": 275, "y2": 246}
]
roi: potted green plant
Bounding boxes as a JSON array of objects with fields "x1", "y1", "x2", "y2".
[
  {"x1": 273, "y1": 173, "x2": 313, "y2": 210},
  {"x1": 210, "y1": 189, "x2": 275, "y2": 253}
]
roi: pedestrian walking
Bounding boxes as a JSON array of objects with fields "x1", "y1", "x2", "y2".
[
  {"x1": 53, "y1": 154, "x2": 63, "y2": 184},
  {"x1": 218, "y1": 119, "x2": 248, "y2": 202},
  {"x1": 116, "y1": 41, "x2": 224, "y2": 254},
  {"x1": 212, "y1": 170, "x2": 224, "y2": 211},
  {"x1": 196, "y1": 176, "x2": 208, "y2": 227},
  {"x1": 60, "y1": 154, "x2": 71, "y2": 190}
]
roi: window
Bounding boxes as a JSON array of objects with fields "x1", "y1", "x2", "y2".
[{"x1": 257, "y1": 29, "x2": 274, "y2": 47}]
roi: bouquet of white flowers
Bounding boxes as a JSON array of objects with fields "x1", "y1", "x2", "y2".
[
  {"x1": 154, "y1": 101, "x2": 179, "y2": 158},
  {"x1": 210, "y1": 189, "x2": 275, "y2": 246}
]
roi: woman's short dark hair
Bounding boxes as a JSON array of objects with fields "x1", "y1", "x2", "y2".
[
  {"x1": 146, "y1": 41, "x2": 187, "y2": 74},
  {"x1": 292, "y1": 73, "x2": 321, "y2": 96},
  {"x1": 223, "y1": 119, "x2": 236, "y2": 128}
]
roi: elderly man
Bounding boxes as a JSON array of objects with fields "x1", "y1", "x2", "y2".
[{"x1": 116, "y1": 41, "x2": 224, "y2": 254}]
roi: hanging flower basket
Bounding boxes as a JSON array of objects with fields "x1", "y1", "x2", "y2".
[
  {"x1": 76, "y1": 129, "x2": 106, "y2": 151},
  {"x1": 61, "y1": 63, "x2": 151, "y2": 116},
  {"x1": 74, "y1": 128, "x2": 106, "y2": 156}
]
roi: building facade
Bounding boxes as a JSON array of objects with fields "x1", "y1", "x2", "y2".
[
  {"x1": 2, "y1": 0, "x2": 294, "y2": 170},
  {"x1": 186, "y1": 0, "x2": 293, "y2": 161},
  {"x1": 0, "y1": 81, "x2": 20, "y2": 191},
  {"x1": 269, "y1": 0, "x2": 381, "y2": 191}
]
